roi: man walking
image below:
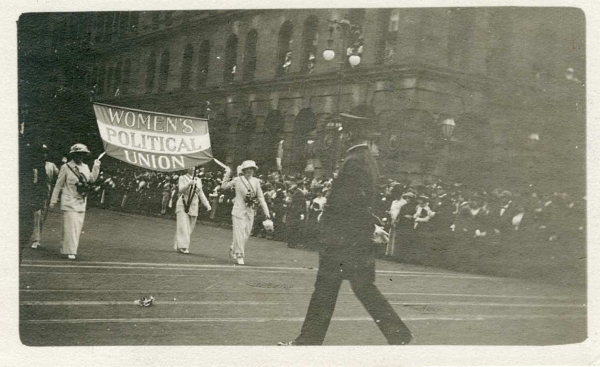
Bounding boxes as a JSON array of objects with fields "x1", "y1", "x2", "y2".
[
  {"x1": 279, "y1": 113, "x2": 412, "y2": 346},
  {"x1": 30, "y1": 143, "x2": 59, "y2": 249},
  {"x1": 286, "y1": 179, "x2": 306, "y2": 248}
]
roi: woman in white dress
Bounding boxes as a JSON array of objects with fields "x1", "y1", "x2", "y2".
[
  {"x1": 221, "y1": 160, "x2": 270, "y2": 265},
  {"x1": 49, "y1": 144, "x2": 101, "y2": 260},
  {"x1": 174, "y1": 167, "x2": 211, "y2": 254}
]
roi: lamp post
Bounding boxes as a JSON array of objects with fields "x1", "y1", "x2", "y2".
[
  {"x1": 437, "y1": 117, "x2": 456, "y2": 181},
  {"x1": 322, "y1": 18, "x2": 362, "y2": 174}
]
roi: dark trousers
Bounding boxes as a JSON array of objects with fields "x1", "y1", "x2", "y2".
[
  {"x1": 295, "y1": 255, "x2": 412, "y2": 345},
  {"x1": 286, "y1": 220, "x2": 303, "y2": 247}
]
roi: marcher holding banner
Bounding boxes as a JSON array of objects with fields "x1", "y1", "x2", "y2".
[
  {"x1": 174, "y1": 167, "x2": 211, "y2": 254},
  {"x1": 221, "y1": 160, "x2": 270, "y2": 265},
  {"x1": 49, "y1": 144, "x2": 101, "y2": 260}
]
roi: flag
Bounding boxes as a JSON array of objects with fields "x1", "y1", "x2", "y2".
[{"x1": 93, "y1": 103, "x2": 213, "y2": 172}]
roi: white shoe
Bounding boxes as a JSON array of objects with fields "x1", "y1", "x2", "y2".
[
  {"x1": 67, "y1": 255, "x2": 76, "y2": 260},
  {"x1": 31, "y1": 242, "x2": 40, "y2": 249},
  {"x1": 177, "y1": 248, "x2": 189, "y2": 254},
  {"x1": 237, "y1": 257, "x2": 245, "y2": 265}
]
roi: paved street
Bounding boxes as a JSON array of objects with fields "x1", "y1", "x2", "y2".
[{"x1": 19, "y1": 207, "x2": 586, "y2": 346}]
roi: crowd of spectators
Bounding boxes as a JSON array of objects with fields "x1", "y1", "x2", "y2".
[{"x1": 84, "y1": 160, "x2": 585, "y2": 254}]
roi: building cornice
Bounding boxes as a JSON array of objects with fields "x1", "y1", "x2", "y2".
[
  {"x1": 96, "y1": 61, "x2": 583, "y2": 109},
  {"x1": 88, "y1": 10, "x2": 262, "y2": 53}
]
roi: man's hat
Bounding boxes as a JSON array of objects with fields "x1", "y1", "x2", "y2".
[
  {"x1": 402, "y1": 192, "x2": 416, "y2": 199},
  {"x1": 240, "y1": 160, "x2": 258, "y2": 171},
  {"x1": 500, "y1": 190, "x2": 512, "y2": 198},
  {"x1": 339, "y1": 112, "x2": 371, "y2": 122},
  {"x1": 69, "y1": 143, "x2": 90, "y2": 154},
  {"x1": 339, "y1": 112, "x2": 372, "y2": 134}
]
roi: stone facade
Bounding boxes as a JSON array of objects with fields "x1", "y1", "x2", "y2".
[{"x1": 20, "y1": 8, "x2": 585, "y2": 192}]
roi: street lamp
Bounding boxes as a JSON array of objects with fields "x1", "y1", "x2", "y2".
[
  {"x1": 322, "y1": 19, "x2": 362, "y2": 68},
  {"x1": 321, "y1": 18, "x2": 363, "y2": 174},
  {"x1": 323, "y1": 45, "x2": 335, "y2": 61},
  {"x1": 348, "y1": 54, "x2": 361, "y2": 67},
  {"x1": 440, "y1": 117, "x2": 456, "y2": 140}
]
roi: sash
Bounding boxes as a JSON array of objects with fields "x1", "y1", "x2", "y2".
[
  {"x1": 65, "y1": 163, "x2": 87, "y2": 183},
  {"x1": 240, "y1": 176, "x2": 255, "y2": 195},
  {"x1": 181, "y1": 175, "x2": 198, "y2": 214}
]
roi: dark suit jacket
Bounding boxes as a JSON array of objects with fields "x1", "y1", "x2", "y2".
[
  {"x1": 396, "y1": 203, "x2": 416, "y2": 230},
  {"x1": 320, "y1": 144, "x2": 379, "y2": 265},
  {"x1": 288, "y1": 188, "x2": 306, "y2": 223}
]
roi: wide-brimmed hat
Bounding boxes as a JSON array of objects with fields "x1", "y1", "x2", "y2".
[
  {"x1": 418, "y1": 195, "x2": 429, "y2": 201},
  {"x1": 240, "y1": 160, "x2": 258, "y2": 171},
  {"x1": 402, "y1": 192, "x2": 416, "y2": 199},
  {"x1": 69, "y1": 143, "x2": 90, "y2": 154}
]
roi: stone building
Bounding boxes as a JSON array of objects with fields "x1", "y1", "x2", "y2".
[{"x1": 19, "y1": 8, "x2": 585, "y2": 192}]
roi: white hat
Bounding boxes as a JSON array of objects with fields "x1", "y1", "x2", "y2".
[
  {"x1": 240, "y1": 160, "x2": 258, "y2": 171},
  {"x1": 69, "y1": 143, "x2": 90, "y2": 154}
]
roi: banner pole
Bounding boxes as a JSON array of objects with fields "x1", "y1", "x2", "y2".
[{"x1": 213, "y1": 158, "x2": 229, "y2": 170}]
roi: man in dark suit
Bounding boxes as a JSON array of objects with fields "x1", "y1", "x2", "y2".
[
  {"x1": 279, "y1": 114, "x2": 412, "y2": 346},
  {"x1": 286, "y1": 180, "x2": 307, "y2": 248},
  {"x1": 490, "y1": 190, "x2": 515, "y2": 236}
]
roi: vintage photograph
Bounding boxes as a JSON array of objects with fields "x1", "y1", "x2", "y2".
[{"x1": 17, "y1": 7, "x2": 586, "y2": 347}]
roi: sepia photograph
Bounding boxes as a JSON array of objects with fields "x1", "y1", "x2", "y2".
[{"x1": 13, "y1": 2, "x2": 590, "y2": 360}]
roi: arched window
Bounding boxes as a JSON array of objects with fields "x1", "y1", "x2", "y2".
[
  {"x1": 300, "y1": 16, "x2": 319, "y2": 74},
  {"x1": 243, "y1": 30, "x2": 258, "y2": 81},
  {"x1": 447, "y1": 8, "x2": 476, "y2": 69},
  {"x1": 145, "y1": 51, "x2": 157, "y2": 93},
  {"x1": 276, "y1": 21, "x2": 294, "y2": 76},
  {"x1": 158, "y1": 49, "x2": 170, "y2": 92},
  {"x1": 181, "y1": 44, "x2": 194, "y2": 90},
  {"x1": 375, "y1": 9, "x2": 400, "y2": 65},
  {"x1": 122, "y1": 59, "x2": 131, "y2": 94},
  {"x1": 197, "y1": 40, "x2": 210, "y2": 87},
  {"x1": 223, "y1": 35, "x2": 238, "y2": 83},
  {"x1": 486, "y1": 11, "x2": 513, "y2": 78},
  {"x1": 345, "y1": 9, "x2": 365, "y2": 68}
]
